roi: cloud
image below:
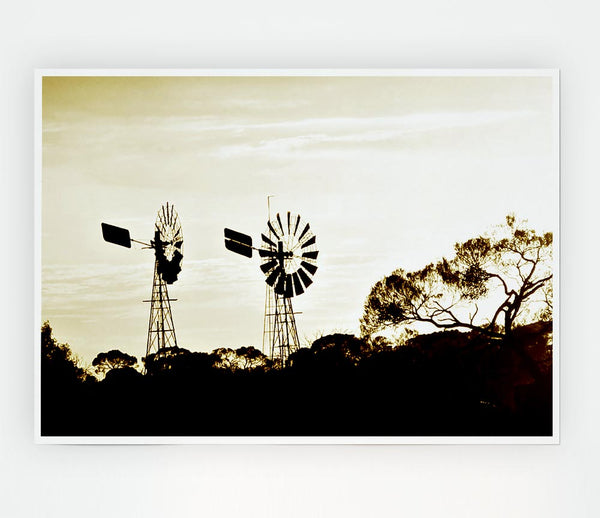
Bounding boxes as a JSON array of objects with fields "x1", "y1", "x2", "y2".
[
  {"x1": 150, "y1": 109, "x2": 533, "y2": 136},
  {"x1": 42, "y1": 263, "x2": 150, "y2": 309},
  {"x1": 42, "y1": 108, "x2": 539, "y2": 182},
  {"x1": 44, "y1": 109, "x2": 534, "y2": 141},
  {"x1": 225, "y1": 98, "x2": 310, "y2": 110},
  {"x1": 41, "y1": 257, "x2": 260, "y2": 317},
  {"x1": 210, "y1": 110, "x2": 535, "y2": 158}
]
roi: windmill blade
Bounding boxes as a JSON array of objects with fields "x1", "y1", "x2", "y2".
[
  {"x1": 101, "y1": 223, "x2": 132, "y2": 248},
  {"x1": 266, "y1": 267, "x2": 282, "y2": 287},
  {"x1": 275, "y1": 271, "x2": 286, "y2": 294},
  {"x1": 287, "y1": 211, "x2": 291, "y2": 233},
  {"x1": 261, "y1": 233, "x2": 277, "y2": 248},
  {"x1": 298, "y1": 223, "x2": 310, "y2": 241},
  {"x1": 301, "y1": 261, "x2": 318, "y2": 276},
  {"x1": 267, "y1": 220, "x2": 280, "y2": 239},
  {"x1": 260, "y1": 259, "x2": 278, "y2": 274},
  {"x1": 284, "y1": 274, "x2": 294, "y2": 297},
  {"x1": 293, "y1": 214, "x2": 301, "y2": 236},
  {"x1": 276, "y1": 213, "x2": 284, "y2": 235},
  {"x1": 292, "y1": 272, "x2": 304, "y2": 295},
  {"x1": 298, "y1": 268, "x2": 313, "y2": 288},
  {"x1": 300, "y1": 235, "x2": 316, "y2": 249},
  {"x1": 302, "y1": 250, "x2": 319, "y2": 260},
  {"x1": 174, "y1": 240, "x2": 183, "y2": 250}
]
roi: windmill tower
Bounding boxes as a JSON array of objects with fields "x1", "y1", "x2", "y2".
[
  {"x1": 224, "y1": 205, "x2": 319, "y2": 367},
  {"x1": 144, "y1": 203, "x2": 183, "y2": 356},
  {"x1": 101, "y1": 202, "x2": 184, "y2": 360}
]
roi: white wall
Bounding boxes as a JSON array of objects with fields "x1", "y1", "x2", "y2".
[{"x1": 1, "y1": 1, "x2": 597, "y2": 516}]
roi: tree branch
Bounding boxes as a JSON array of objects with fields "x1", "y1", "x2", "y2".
[
  {"x1": 522, "y1": 274, "x2": 553, "y2": 299},
  {"x1": 487, "y1": 273, "x2": 511, "y2": 296}
]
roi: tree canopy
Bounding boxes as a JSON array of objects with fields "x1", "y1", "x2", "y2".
[
  {"x1": 41, "y1": 321, "x2": 91, "y2": 384},
  {"x1": 212, "y1": 346, "x2": 270, "y2": 371},
  {"x1": 361, "y1": 215, "x2": 553, "y2": 342},
  {"x1": 142, "y1": 345, "x2": 271, "y2": 376},
  {"x1": 92, "y1": 349, "x2": 137, "y2": 375}
]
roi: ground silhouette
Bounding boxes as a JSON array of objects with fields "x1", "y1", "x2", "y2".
[{"x1": 40, "y1": 323, "x2": 552, "y2": 437}]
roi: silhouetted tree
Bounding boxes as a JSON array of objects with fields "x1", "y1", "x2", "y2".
[
  {"x1": 361, "y1": 215, "x2": 552, "y2": 381},
  {"x1": 289, "y1": 334, "x2": 381, "y2": 371},
  {"x1": 212, "y1": 347, "x2": 237, "y2": 371},
  {"x1": 103, "y1": 366, "x2": 144, "y2": 384},
  {"x1": 234, "y1": 346, "x2": 271, "y2": 371},
  {"x1": 145, "y1": 346, "x2": 193, "y2": 374},
  {"x1": 361, "y1": 215, "x2": 552, "y2": 340},
  {"x1": 41, "y1": 321, "x2": 90, "y2": 385},
  {"x1": 311, "y1": 333, "x2": 372, "y2": 366},
  {"x1": 211, "y1": 346, "x2": 271, "y2": 372},
  {"x1": 92, "y1": 349, "x2": 137, "y2": 376}
]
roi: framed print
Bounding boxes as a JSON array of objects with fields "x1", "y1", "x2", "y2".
[{"x1": 35, "y1": 69, "x2": 559, "y2": 443}]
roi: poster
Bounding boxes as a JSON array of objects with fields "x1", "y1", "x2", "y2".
[{"x1": 36, "y1": 70, "x2": 559, "y2": 443}]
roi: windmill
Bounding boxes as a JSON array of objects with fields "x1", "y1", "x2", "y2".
[
  {"x1": 101, "y1": 202, "x2": 183, "y2": 360},
  {"x1": 224, "y1": 210, "x2": 319, "y2": 367}
]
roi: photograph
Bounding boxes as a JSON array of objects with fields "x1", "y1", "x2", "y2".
[{"x1": 37, "y1": 70, "x2": 558, "y2": 441}]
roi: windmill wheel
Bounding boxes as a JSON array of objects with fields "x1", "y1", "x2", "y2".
[
  {"x1": 153, "y1": 202, "x2": 184, "y2": 284},
  {"x1": 259, "y1": 211, "x2": 318, "y2": 297}
]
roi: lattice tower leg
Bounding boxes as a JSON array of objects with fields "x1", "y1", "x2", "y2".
[
  {"x1": 263, "y1": 287, "x2": 299, "y2": 368},
  {"x1": 262, "y1": 283, "x2": 273, "y2": 356},
  {"x1": 146, "y1": 260, "x2": 178, "y2": 358}
]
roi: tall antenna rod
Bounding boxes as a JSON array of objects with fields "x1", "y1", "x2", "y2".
[{"x1": 267, "y1": 195, "x2": 274, "y2": 220}]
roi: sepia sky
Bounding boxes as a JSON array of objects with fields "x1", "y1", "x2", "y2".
[{"x1": 41, "y1": 72, "x2": 557, "y2": 366}]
